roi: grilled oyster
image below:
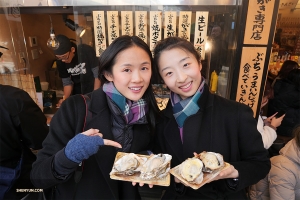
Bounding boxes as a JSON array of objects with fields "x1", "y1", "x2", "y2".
[
  {"x1": 179, "y1": 157, "x2": 204, "y2": 184},
  {"x1": 198, "y1": 151, "x2": 224, "y2": 173},
  {"x1": 112, "y1": 153, "x2": 147, "y2": 175},
  {"x1": 140, "y1": 154, "x2": 172, "y2": 180}
]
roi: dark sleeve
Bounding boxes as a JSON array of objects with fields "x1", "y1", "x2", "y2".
[
  {"x1": 229, "y1": 103, "x2": 271, "y2": 192},
  {"x1": 83, "y1": 45, "x2": 99, "y2": 69},
  {"x1": 18, "y1": 90, "x2": 48, "y2": 150},
  {"x1": 31, "y1": 96, "x2": 86, "y2": 188},
  {"x1": 7, "y1": 87, "x2": 48, "y2": 149},
  {"x1": 56, "y1": 60, "x2": 69, "y2": 79}
]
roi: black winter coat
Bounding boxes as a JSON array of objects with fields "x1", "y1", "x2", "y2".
[
  {"x1": 31, "y1": 88, "x2": 153, "y2": 199},
  {"x1": 268, "y1": 78, "x2": 300, "y2": 137},
  {"x1": 0, "y1": 85, "x2": 48, "y2": 199},
  {"x1": 155, "y1": 85, "x2": 271, "y2": 199}
]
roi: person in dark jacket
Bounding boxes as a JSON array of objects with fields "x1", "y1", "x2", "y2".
[
  {"x1": 268, "y1": 67, "x2": 300, "y2": 137},
  {"x1": 30, "y1": 35, "x2": 159, "y2": 199},
  {"x1": 0, "y1": 85, "x2": 48, "y2": 199},
  {"x1": 152, "y1": 37, "x2": 271, "y2": 199}
]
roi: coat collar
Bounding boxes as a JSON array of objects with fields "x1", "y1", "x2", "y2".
[
  {"x1": 84, "y1": 88, "x2": 119, "y2": 198},
  {"x1": 162, "y1": 84, "x2": 214, "y2": 162}
]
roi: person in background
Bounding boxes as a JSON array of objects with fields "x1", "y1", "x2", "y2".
[
  {"x1": 0, "y1": 84, "x2": 48, "y2": 199},
  {"x1": 153, "y1": 37, "x2": 270, "y2": 199},
  {"x1": 271, "y1": 60, "x2": 299, "y2": 87},
  {"x1": 249, "y1": 125, "x2": 300, "y2": 200},
  {"x1": 31, "y1": 35, "x2": 159, "y2": 199},
  {"x1": 274, "y1": 28, "x2": 282, "y2": 47},
  {"x1": 53, "y1": 34, "x2": 101, "y2": 107},
  {"x1": 208, "y1": 25, "x2": 228, "y2": 77},
  {"x1": 268, "y1": 66, "x2": 300, "y2": 138},
  {"x1": 257, "y1": 81, "x2": 284, "y2": 149}
]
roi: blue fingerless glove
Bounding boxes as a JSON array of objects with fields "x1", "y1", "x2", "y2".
[{"x1": 65, "y1": 133, "x2": 104, "y2": 163}]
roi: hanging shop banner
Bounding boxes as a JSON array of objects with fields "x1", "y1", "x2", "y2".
[
  {"x1": 164, "y1": 11, "x2": 177, "y2": 38},
  {"x1": 93, "y1": 11, "x2": 107, "y2": 57},
  {"x1": 194, "y1": 11, "x2": 208, "y2": 60},
  {"x1": 121, "y1": 11, "x2": 133, "y2": 36},
  {"x1": 135, "y1": 11, "x2": 147, "y2": 43},
  {"x1": 107, "y1": 11, "x2": 120, "y2": 45},
  {"x1": 178, "y1": 11, "x2": 192, "y2": 41},
  {"x1": 236, "y1": 47, "x2": 267, "y2": 117},
  {"x1": 149, "y1": 11, "x2": 162, "y2": 51},
  {"x1": 244, "y1": 0, "x2": 275, "y2": 45}
]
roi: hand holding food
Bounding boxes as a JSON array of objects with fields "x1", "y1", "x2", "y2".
[
  {"x1": 170, "y1": 151, "x2": 229, "y2": 189},
  {"x1": 110, "y1": 152, "x2": 172, "y2": 186}
]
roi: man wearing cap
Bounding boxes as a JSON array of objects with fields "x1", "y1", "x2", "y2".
[{"x1": 54, "y1": 34, "x2": 100, "y2": 107}]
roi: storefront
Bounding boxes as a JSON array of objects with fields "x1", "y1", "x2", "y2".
[
  {"x1": 268, "y1": 1, "x2": 300, "y2": 78},
  {"x1": 0, "y1": 0, "x2": 283, "y2": 118}
]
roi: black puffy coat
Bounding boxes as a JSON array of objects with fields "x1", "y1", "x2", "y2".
[{"x1": 268, "y1": 78, "x2": 300, "y2": 137}]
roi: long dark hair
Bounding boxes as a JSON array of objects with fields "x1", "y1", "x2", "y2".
[
  {"x1": 278, "y1": 60, "x2": 299, "y2": 79},
  {"x1": 153, "y1": 37, "x2": 201, "y2": 83},
  {"x1": 287, "y1": 68, "x2": 300, "y2": 89},
  {"x1": 98, "y1": 35, "x2": 159, "y2": 131}
]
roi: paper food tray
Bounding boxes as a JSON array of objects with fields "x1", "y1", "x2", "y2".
[
  {"x1": 110, "y1": 152, "x2": 170, "y2": 187},
  {"x1": 169, "y1": 162, "x2": 230, "y2": 190}
]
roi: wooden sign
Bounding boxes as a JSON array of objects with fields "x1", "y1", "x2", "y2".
[
  {"x1": 164, "y1": 11, "x2": 177, "y2": 38},
  {"x1": 279, "y1": 0, "x2": 298, "y2": 9},
  {"x1": 149, "y1": 11, "x2": 162, "y2": 51},
  {"x1": 107, "y1": 11, "x2": 120, "y2": 45},
  {"x1": 178, "y1": 11, "x2": 192, "y2": 41},
  {"x1": 194, "y1": 11, "x2": 209, "y2": 60},
  {"x1": 236, "y1": 47, "x2": 267, "y2": 117},
  {"x1": 93, "y1": 11, "x2": 107, "y2": 57},
  {"x1": 121, "y1": 11, "x2": 133, "y2": 36},
  {"x1": 244, "y1": 0, "x2": 275, "y2": 45},
  {"x1": 135, "y1": 11, "x2": 147, "y2": 43}
]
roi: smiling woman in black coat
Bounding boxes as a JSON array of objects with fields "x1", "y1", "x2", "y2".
[
  {"x1": 30, "y1": 36, "x2": 159, "y2": 199},
  {"x1": 153, "y1": 37, "x2": 270, "y2": 199}
]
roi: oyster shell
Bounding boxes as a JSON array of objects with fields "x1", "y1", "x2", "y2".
[
  {"x1": 179, "y1": 157, "x2": 204, "y2": 184},
  {"x1": 112, "y1": 153, "x2": 147, "y2": 175},
  {"x1": 140, "y1": 154, "x2": 172, "y2": 180},
  {"x1": 198, "y1": 151, "x2": 224, "y2": 173}
]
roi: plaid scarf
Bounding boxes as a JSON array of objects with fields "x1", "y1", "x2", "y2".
[
  {"x1": 171, "y1": 79, "x2": 205, "y2": 142},
  {"x1": 103, "y1": 82, "x2": 148, "y2": 124}
]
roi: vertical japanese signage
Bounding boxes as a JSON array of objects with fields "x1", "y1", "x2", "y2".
[
  {"x1": 149, "y1": 11, "x2": 162, "y2": 51},
  {"x1": 236, "y1": 47, "x2": 266, "y2": 117},
  {"x1": 135, "y1": 11, "x2": 147, "y2": 43},
  {"x1": 164, "y1": 11, "x2": 177, "y2": 38},
  {"x1": 194, "y1": 11, "x2": 208, "y2": 60},
  {"x1": 107, "y1": 11, "x2": 120, "y2": 45},
  {"x1": 121, "y1": 11, "x2": 133, "y2": 36},
  {"x1": 178, "y1": 11, "x2": 192, "y2": 41},
  {"x1": 244, "y1": 0, "x2": 275, "y2": 45},
  {"x1": 93, "y1": 11, "x2": 107, "y2": 57}
]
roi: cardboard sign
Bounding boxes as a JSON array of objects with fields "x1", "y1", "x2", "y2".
[
  {"x1": 236, "y1": 47, "x2": 267, "y2": 117},
  {"x1": 244, "y1": 0, "x2": 275, "y2": 45}
]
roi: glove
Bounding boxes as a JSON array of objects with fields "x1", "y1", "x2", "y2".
[{"x1": 65, "y1": 133, "x2": 104, "y2": 163}]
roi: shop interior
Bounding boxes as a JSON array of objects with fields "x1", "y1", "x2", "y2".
[
  {"x1": 0, "y1": 1, "x2": 299, "y2": 110},
  {"x1": 268, "y1": 2, "x2": 300, "y2": 77}
]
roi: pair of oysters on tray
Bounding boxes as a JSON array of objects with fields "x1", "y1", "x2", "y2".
[{"x1": 110, "y1": 151, "x2": 229, "y2": 189}]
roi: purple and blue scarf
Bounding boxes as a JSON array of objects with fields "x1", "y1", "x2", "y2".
[
  {"x1": 103, "y1": 82, "x2": 148, "y2": 124},
  {"x1": 170, "y1": 79, "x2": 205, "y2": 142}
]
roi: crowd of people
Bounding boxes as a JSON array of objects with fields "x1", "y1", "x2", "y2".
[{"x1": 0, "y1": 34, "x2": 299, "y2": 199}]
